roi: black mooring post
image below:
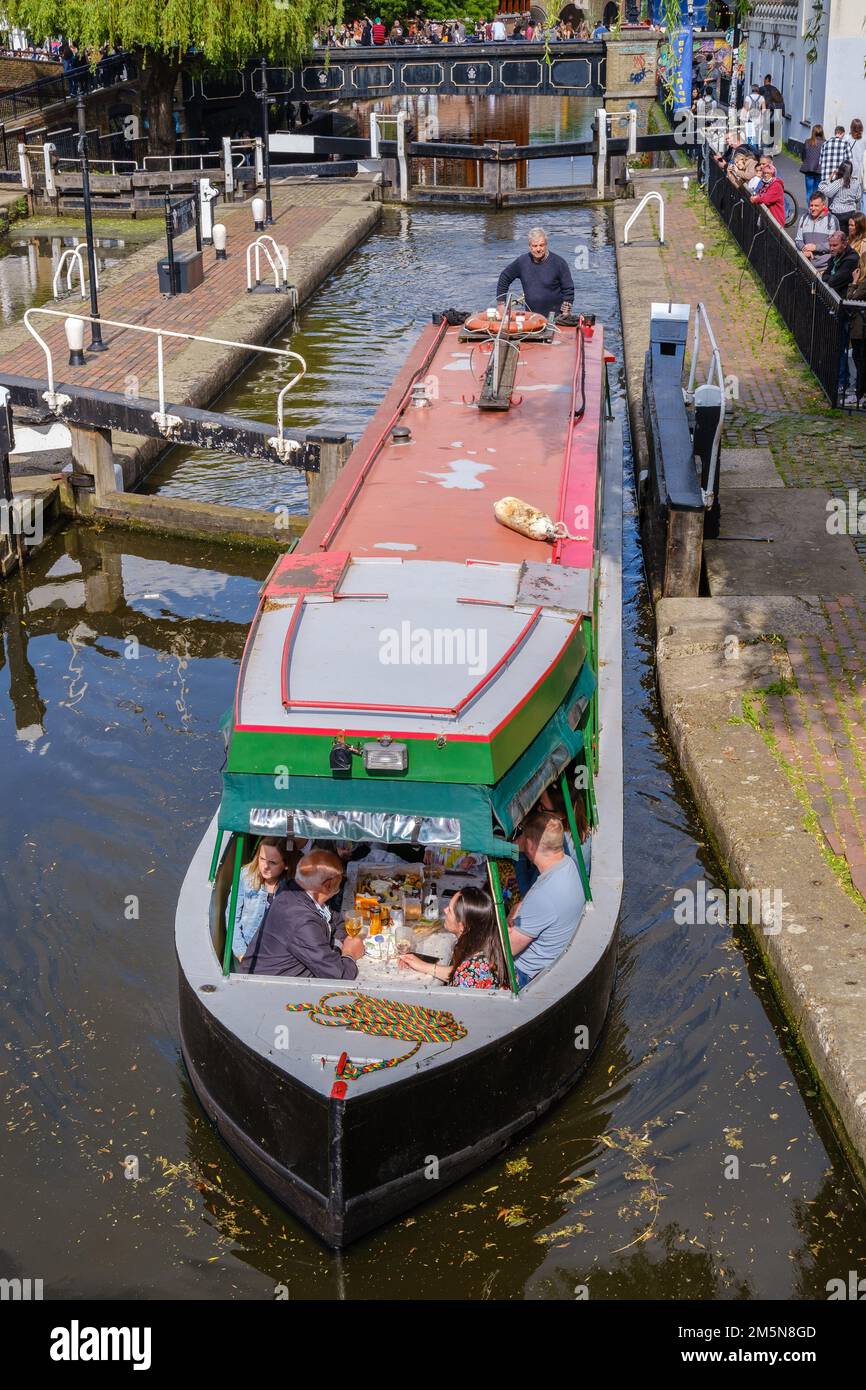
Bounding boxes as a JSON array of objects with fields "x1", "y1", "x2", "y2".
[
  {"x1": 260, "y1": 56, "x2": 273, "y2": 225},
  {"x1": 164, "y1": 193, "x2": 177, "y2": 297},
  {"x1": 77, "y1": 93, "x2": 106, "y2": 351},
  {"x1": 194, "y1": 185, "x2": 202, "y2": 252}
]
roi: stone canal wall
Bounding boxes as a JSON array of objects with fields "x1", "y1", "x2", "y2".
[{"x1": 614, "y1": 173, "x2": 866, "y2": 1189}]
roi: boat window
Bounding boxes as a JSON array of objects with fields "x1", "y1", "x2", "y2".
[
  {"x1": 249, "y1": 807, "x2": 461, "y2": 846},
  {"x1": 506, "y1": 743, "x2": 572, "y2": 828}
]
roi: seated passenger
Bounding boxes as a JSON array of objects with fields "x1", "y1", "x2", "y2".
[
  {"x1": 241, "y1": 850, "x2": 364, "y2": 978},
  {"x1": 231, "y1": 837, "x2": 291, "y2": 963},
  {"x1": 398, "y1": 886, "x2": 506, "y2": 989},
  {"x1": 515, "y1": 779, "x2": 591, "y2": 894},
  {"x1": 508, "y1": 812, "x2": 586, "y2": 989}
]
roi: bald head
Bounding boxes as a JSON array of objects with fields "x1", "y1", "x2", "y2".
[{"x1": 296, "y1": 849, "x2": 345, "y2": 901}]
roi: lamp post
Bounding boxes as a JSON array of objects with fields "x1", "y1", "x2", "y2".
[
  {"x1": 260, "y1": 56, "x2": 273, "y2": 225},
  {"x1": 76, "y1": 92, "x2": 106, "y2": 351}
]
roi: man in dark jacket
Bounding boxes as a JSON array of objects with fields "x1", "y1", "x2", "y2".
[
  {"x1": 241, "y1": 850, "x2": 363, "y2": 978},
  {"x1": 823, "y1": 230, "x2": 860, "y2": 295},
  {"x1": 496, "y1": 227, "x2": 574, "y2": 318}
]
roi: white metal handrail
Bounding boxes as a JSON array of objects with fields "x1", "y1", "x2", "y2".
[
  {"x1": 622, "y1": 190, "x2": 665, "y2": 246},
  {"x1": 142, "y1": 152, "x2": 226, "y2": 172},
  {"x1": 52, "y1": 243, "x2": 98, "y2": 300},
  {"x1": 246, "y1": 235, "x2": 289, "y2": 293},
  {"x1": 55, "y1": 155, "x2": 137, "y2": 175},
  {"x1": 22, "y1": 307, "x2": 308, "y2": 461},
  {"x1": 684, "y1": 301, "x2": 725, "y2": 506}
]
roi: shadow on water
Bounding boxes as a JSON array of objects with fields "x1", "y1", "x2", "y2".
[{"x1": 1, "y1": 200, "x2": 866, "y2": 1298}]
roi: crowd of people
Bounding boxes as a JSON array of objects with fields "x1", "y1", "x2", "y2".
[
  {"x1": 712, "y1": 96, "x2": 866, "y2": 407},
  {"x1": 230, "y1": 776, "x2": 590, "y2": 992},
  {"x1": 312, "y1": 14, "x2": 613, "y2": 47}
]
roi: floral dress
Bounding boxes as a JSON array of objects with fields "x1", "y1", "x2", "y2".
[{"x1": 450, "y1": 952, "x2": 500, "y2": 990}]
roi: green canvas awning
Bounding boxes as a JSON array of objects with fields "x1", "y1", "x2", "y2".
[
  {"x1": 219, "y1": 665, "x2": 594, "y2": 860},
  {"x1": 489, "y1": 661, "x2": 596, "y2": 833},
  {"x1": 218, "y1": 773, "x2": 518, "y2": 860}
]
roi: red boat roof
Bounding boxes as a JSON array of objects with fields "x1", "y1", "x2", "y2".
[{"x1": 299, "y1": 319, "x2": 605, "y2": 572}]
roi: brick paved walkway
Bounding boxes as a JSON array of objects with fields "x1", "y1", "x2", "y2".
[
  {"x1": 645, "y1": 179, "x2": 866, "y2": 907},
  {"x1": 0, "y1": 197, "x2": 334, "y2": 395}
]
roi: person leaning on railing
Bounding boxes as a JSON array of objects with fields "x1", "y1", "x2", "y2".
[
  {"x1": 823, "y1": 231, "x2": 861, "y2": 405},
  {"x1": 846, "y1": 248, "x2": 866, "y2": 407},
  {"x1": 795, "y1": 192, "x2": 840, "y2": 273},
  {"x1": 749, "y1": 158, "x2": 786, "y2": 226}
]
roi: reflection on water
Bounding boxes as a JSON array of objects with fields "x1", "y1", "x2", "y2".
[
  {"x1": 0, "y1": 234, "x2": 134, "y2": 325},
  {"x1": 3, "y1": 206, "x2": 866, "y2": 1296},
  {"x1": 350, "y1": 93, "x2": 596, "y2": 187}
]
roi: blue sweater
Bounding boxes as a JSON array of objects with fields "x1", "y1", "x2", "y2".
[{"x1": 496, "y1": 251, "x2": 575, "y2": 316}]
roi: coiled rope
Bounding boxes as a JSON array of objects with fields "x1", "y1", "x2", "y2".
[{"x1": 285, "y1": 991, "x2": 468, "y2": 1079}]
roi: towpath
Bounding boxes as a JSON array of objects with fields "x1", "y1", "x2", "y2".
[
  {"x1": 615, "y1": 171, "x2": 866, "y2": 1186},
  {"x1": 0, "y1": 177, "x2": 381, "y2": 485}
]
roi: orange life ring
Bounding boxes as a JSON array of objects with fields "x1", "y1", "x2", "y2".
[{"x1": 464, "y1": 310, "x2": 548, "y2": 335}]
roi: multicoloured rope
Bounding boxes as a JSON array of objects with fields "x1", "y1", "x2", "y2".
[{"x1": 286, "y1": 991, "x2": 468, "y2": 1079}]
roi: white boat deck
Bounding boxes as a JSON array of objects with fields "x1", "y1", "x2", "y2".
[{"x1": 237, "y1": 557, "x2": 590, "y2": 736}]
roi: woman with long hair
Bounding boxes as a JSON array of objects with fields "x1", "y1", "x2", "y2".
[
  {"x1": 800, "y1": 123, "x2": 824, "y2": 202},
  {"x1": 847, "y1": 248, "x2": 866, "y2": 406},
  {"x1": 847, "y1": 211, "x2": 866, "y2": 258},
  {"x1": 820, "y1": 159, "x2": 863, "y2": 229},
  {"x1": 231, "y1": 837, "x2": 291, "y2": 961},
  {"x1": 398, "y1": 886, "x2": 507, "y2": 989}
]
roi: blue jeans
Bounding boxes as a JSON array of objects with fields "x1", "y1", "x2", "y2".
[
  {"x1": 804, "y1": 173, "x2": 820, "y2": 201},
  {"x1": 515, "y1": 966, "x2": 532, "y2": 990}
]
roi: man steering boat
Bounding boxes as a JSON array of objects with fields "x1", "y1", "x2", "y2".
[{"x1": 496, "y1": 226, "x2": 574, "y2": 319}]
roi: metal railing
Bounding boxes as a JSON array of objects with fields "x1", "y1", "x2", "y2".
[
  {"x1": 22, "y1": 307, "x2": 308, "y2": 459},
  {"x1": 52, "y1": 244, "x2": 98, "y2": 300},
  {"x1": 142, "y1": 152, "x2": 226, "y2": 173},
  {"x1": 0, "y1": 52, "x2": 137, "y2": 123},
  {"x1": 55, "y1": 154, "x2": 137, "y2": 176},
  {"x1": 705, "y1": 153, "x2": 846, "y2": 407},
  {"x1": 622, "y1": 190, "x2": 665, "y2": 246},
  {"x1": 246, "y1": 235, "x2": 291, "y2": 294}
]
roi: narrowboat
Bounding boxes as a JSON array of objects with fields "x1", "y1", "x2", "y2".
[{"x1": 175, "y1": 302, "x2": 624, "y2": 1247}]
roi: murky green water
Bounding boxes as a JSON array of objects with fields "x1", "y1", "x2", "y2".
[
  {"x1": 0, "y1": 234, "x2": 136, "y2": 326},
  {"x1": 2, "y1": 100, "x2": 866, "y2": 1298}
]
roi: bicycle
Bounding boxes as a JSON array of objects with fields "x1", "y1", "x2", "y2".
[{"x1": 783, "y1": 188, "x2": 798, "y2": 228}]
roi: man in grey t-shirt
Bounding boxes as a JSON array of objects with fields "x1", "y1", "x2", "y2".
[{"x1": 509, "y1": 811, "x2": 586, "y2": 988}]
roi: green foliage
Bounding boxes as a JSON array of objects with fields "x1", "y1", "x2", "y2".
[
  {"x1": 3, "y1": 0, "x2": 338, "y2": 65},
  {"x1": 803, "y1": 0, "x2": 824, "y2": 65}
]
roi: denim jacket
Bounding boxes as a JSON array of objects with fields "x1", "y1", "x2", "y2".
[{"x1": 232, "y1": 869, "x2": 285, "y2": 960}]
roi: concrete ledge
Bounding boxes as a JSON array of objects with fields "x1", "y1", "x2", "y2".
[
  {"x1": 86, "y1": 491, "x2": 306, "y2": 549},
  {"x1": 657, "y1": 619, "x2": 866, "y2": 1190}
]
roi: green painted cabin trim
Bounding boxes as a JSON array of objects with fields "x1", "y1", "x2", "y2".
[{"x1": 227, "y1": 629, "x2": 588, "y2": 786}]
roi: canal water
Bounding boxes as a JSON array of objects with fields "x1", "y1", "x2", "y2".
[
  {"x1": 0, "y1": 233, "x2": 137, "y2": 326},
  {"x1": 3, "y1": 156, "x2": 866, "y2": 1299}
]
